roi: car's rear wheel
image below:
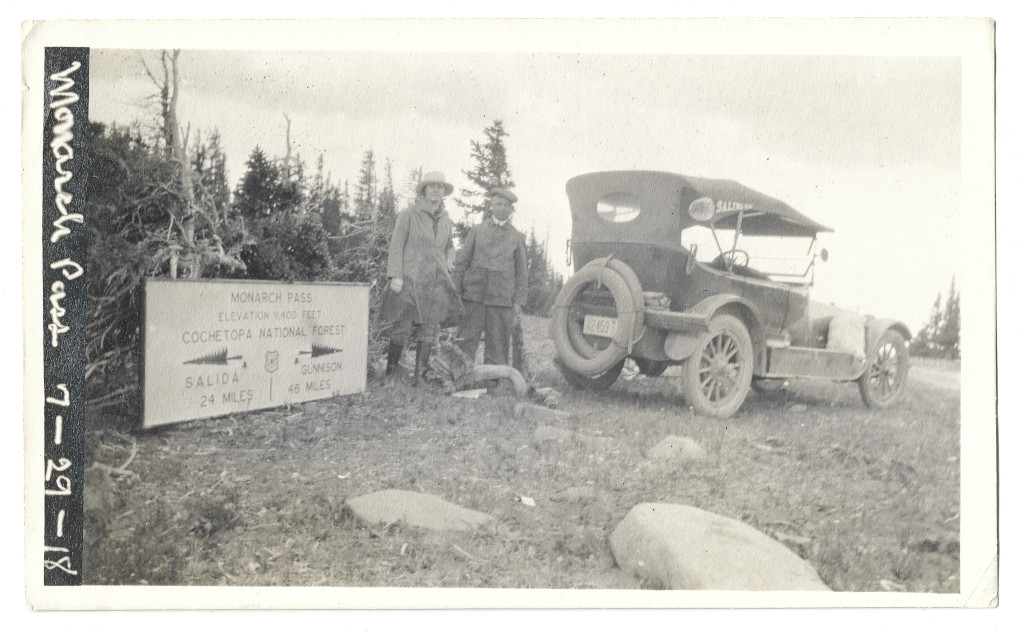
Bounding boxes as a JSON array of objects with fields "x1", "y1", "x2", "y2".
[
  {"x1": 858, "y1": 329, "x2": 910, "y2": 408},
  {"x1": 555, "y1": 357, "x2": 626, "y2": 391},
  {"x1": 678, "y1": 314, "x2": 754, "y2": 418}
]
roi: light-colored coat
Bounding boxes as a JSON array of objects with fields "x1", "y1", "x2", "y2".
[{"x1": 383, "y1": 199, "x2": 462, "y2": 326}]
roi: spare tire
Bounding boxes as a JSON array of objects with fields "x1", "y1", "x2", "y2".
[
  {"x1": 551, "y1": 258, "x2": 645, "y2": 375},
  {"x1": 564, "y1": 258, "x2": 645, "y2": 362}
]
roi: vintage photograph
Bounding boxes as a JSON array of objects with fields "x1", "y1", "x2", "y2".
[{"x1": 23, "y1": 19, "x2": 996, "y2": 609}]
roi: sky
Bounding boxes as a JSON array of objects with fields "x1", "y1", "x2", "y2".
[{"x1": 89, "y1": 47, "x2": 962, "y2": 331}]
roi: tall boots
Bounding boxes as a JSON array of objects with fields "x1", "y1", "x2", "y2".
[
  {"x1": 413, "y1": 342, "x2": 432, "y2": 387},
  {"x1": 385, "y1": 340, "x2": 432, "y2": 387},
  {"x1": 384, "y1": 341, "x2": 403, "y2": 383}
]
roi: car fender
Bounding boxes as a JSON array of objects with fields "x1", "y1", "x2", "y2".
[
  {"x1": 865, "y1": 317, "x2": 913, "y2": 353},
  {"x1": 687, "y1": 294, "x2": 768, "y2": 374}
]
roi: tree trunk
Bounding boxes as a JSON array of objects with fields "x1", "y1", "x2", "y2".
[{"x1": 165, "y1": 50, "x2": 201, "y2": 278}]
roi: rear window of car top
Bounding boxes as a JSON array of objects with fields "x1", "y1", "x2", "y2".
[{"x1": 596, "y1": 192, "x2": 641, "y2": 223}]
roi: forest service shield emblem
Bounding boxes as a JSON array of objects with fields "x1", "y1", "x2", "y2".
[{"x1": 264, "y1": 350, "x2": 279, "y2": 373}]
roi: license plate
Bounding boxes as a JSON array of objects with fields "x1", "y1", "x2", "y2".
[{"x1": 583, "y1": 314, "x2": 619, "y2": 338}]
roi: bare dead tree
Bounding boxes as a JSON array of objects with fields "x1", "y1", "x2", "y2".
[
  {"x1": 141, "y1": 49, "x2": 244, "y2": 279},
  {"x1": 282, "y1": 113, "x2": 293, "y2": 184},
  {"x1": 139, "y1": 51, "x2": 173, "y2": 156}
]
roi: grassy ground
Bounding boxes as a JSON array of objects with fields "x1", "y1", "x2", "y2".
[{"x1": 84, "y1": 315, "x2": 960, "y2": 591}]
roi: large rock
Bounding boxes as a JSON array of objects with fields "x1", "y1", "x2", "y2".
[
  {"x1": 609, "y1": 503, "x2": 830, "y2": 591},
  {"x1": 345, "y1": 490, "x2": 495, "y2": 532},
  {"x1": 646, "y1": 436, "x2": 706, "y2": 461}
]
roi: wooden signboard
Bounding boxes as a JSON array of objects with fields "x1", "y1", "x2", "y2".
[{"x1": 141, "y1": 278, "x2": 369, "y2": 428}]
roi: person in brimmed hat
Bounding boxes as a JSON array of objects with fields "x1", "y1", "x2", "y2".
[
  {"x1": 382, "y1": 171, "x2": 463, "y2": 385},
  {"x1": 452, "y1": 187, "x2": 528, "y2": 367}
]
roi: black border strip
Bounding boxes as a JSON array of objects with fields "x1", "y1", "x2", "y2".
[{"x1": 42, "y1": 46, "x2": 89, "y2": 586}]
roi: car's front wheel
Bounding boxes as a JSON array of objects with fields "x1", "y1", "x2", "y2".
[
  {"x1": 858, "y1": 329, "x2": 910, "y2": 408},
  {"x1": 678, "y1": 314, "x2": 754, "y2": 418}
]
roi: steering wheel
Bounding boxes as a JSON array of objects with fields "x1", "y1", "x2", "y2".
[{"x1": 713, "y1": 249, "x2": 750, "y2": 269}]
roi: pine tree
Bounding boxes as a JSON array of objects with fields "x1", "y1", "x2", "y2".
[
  {"x1": 340, "y1": 180, "x2": 352, "y2": 218},
  {"x1": 355, "y1": 150, "x2": 377, "y2": 220},
  {"x1": 306, "y1": 153, "x2": 327, "y2": 217},
  {"x1": 199, "y1": 130, "x2": 231, "y2": 224},
  {"x1": 379, "y1": 159, "x2": 396, "y2": 222},
  {"x1": 282, "y1": 156, "x2": 305, "y2": 216},
  {"x1": 910, "y1": 277, "x2": 960, "y2": 358},
  {"x1": 190, "y1": 129, "x2": 231, "y2": 226},
  {"x1": 456, "y1": 120, "x2": 515, "y2": 231},
  {"x1": 321, "y1": 185, "x2": 343, "y2": 236},
  {"x1": 234, "y1": 147, "x2": 284, "y2": 220},
  {"x1": 404, "y1": 167, "x2": 423, "y2": 206},
  {"x1": 937, "y1": 277, "x2": 960, "y2": 358},
  {"x1": 523, "y1": 228, "x2": 564, "y2": 315}
]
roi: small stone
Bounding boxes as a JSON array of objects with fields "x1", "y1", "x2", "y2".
[
  {"x1": 789, "y1": 404, "x2": 808, "y2": 412},
  {"x1": 647, "y1": 436, "x2": 706, "y2": 461},
  {"x1": 345, "y1": 489, "x2": 495, "y2": 532}
]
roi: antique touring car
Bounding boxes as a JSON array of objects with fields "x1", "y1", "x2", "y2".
[{"x1": 549, "y1": 171, "x2": 911, "y2": 418}]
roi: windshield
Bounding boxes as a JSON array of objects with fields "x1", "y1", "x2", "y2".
[{"x1": 681, "y1": 225, "x2": 819, "y2": 284}]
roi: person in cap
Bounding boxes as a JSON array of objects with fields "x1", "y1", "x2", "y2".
[
  {"x1": 452, "y1": 187, "x2": 528, "y2": 366},
  {"x1": 382, "y1": 171, "x2": 463, "y2": 385}
]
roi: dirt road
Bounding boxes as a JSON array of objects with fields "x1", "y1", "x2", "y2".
[{"x1": 910, "y1": 360, "x2": 961, "y2": 392}]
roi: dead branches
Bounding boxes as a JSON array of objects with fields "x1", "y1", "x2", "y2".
[{"x1": 88, "y1": 433, "x2": 138, "y2": 481}]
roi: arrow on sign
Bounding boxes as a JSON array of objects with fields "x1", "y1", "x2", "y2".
[{"x1": 183, "y1": 348, "x2": 244, "y2": 366}]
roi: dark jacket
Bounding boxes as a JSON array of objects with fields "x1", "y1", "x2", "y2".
[
  {"x1": 453, "y1": 218, "x2": 528, "y2": 308},
  {"x1": 383, "y1": 199, "x2": 462, "y2": 326}
]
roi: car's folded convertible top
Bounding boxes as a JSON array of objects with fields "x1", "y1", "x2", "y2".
[{"x1": 566, "y1": 170, "x2": 833, "y2": 238}]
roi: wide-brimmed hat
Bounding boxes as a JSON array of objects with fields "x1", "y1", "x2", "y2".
[
  {"x1": 488, "y1": 187, "x2": 518, "y2": 204},
  {"x1": 417, "y1": 171, "x2": 454, "y2": 197}
]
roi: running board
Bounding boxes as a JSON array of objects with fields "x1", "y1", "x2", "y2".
[{"x1": 766, "y1": 347, "x2": 866, "y2": 381}]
